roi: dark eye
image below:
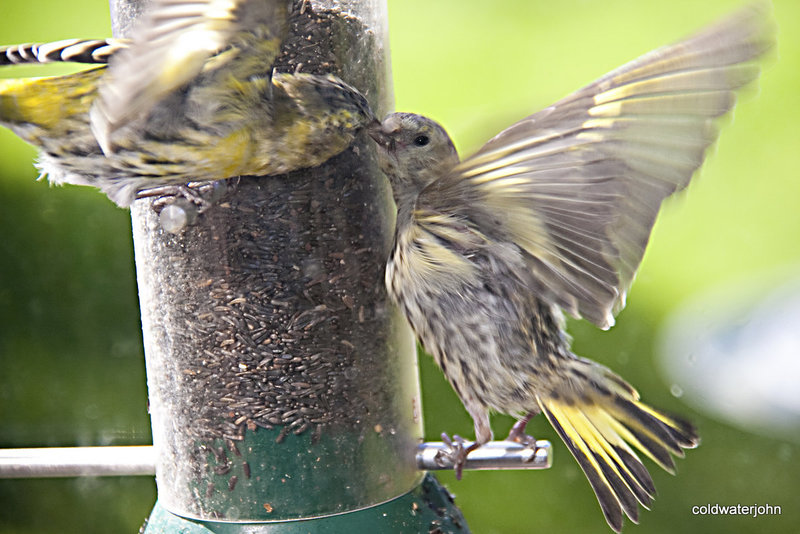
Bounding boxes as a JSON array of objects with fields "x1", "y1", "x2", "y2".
[{"x1": 413, "y1": 135, "x2": 430, "y2": 146}]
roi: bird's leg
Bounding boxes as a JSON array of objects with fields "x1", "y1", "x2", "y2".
[{"x1": 506, "y1": 409, "x2": 540, "y2": 447}]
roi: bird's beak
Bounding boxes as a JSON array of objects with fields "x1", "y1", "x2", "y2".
[{"x1": 367, "y1": 119, "x2": 393, "y2": 151}]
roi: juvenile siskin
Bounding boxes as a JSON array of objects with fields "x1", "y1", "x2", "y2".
[
  {"x1": 369, "y1": 4, "x2": 773, "y2": 532},
  {"x1": 0, "y1": 0, "x2": 374, "y2": 207}
]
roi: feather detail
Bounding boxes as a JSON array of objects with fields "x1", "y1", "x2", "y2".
[
  {"x1": 90, "y1": 0, "x2": 288, "y2": 154},
  {"x1": 536, "y1": 359, "x2": 699, "y2": 532},
  {"x1": 420, "y1": 3, "x2": 775, "y2": 329}
]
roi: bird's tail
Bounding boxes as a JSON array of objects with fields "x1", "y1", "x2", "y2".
[{"x1": 535, "y1": 357, "x2": 699, "y2": 532}]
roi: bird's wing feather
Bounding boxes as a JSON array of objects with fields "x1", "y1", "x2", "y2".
[
  {"x1": 419, "y1": 3, "x2": 773, "y2": 329},
  {"x1": 90, "y1": 0, "x2": 288, "y2": 153},
  {"x1": 0, "y1": 39, "x2": 126, "y2": 66}
]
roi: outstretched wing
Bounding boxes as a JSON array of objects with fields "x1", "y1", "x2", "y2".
[
  {"x1": 419, "y1": 3, "x2": 774, "y2": 329},
  {"x1": 90, "y1": 0, "x2": 288, "y2": 153}
]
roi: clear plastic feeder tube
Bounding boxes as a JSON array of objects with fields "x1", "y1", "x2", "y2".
[{"x1": 126, "y1": 0, "x2": 424, "y2": 521}]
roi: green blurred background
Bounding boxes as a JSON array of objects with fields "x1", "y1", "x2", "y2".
[{"x1": 1, "y1": 0, "x2": 798, "y2": 532}]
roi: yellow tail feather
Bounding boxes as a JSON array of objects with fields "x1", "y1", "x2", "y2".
[{"x1": 536, "y1": 361, "x2": 699, "y2": 532}]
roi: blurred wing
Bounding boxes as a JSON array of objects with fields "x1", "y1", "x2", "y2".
[
  {"x1": 90, "y1": 0, "x2": 287, "y2": 153},
  {"x1": 0, "y1": 39, "x2": 125, "y2": 66},
  {"x1": 420, "y1": 3, "x2": 774, "y2": 329}
]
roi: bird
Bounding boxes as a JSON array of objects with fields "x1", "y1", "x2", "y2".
[
  {"x1": 0, "y1": 0, "x2": 374, "y2": 207},
  {"x1": 368, "y1": 4, "x2": 773, "y2": 531}
]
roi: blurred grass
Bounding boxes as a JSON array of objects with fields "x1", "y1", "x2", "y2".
[{"x1": 1, "y1": 0, "x2": 799, "y2": 533}]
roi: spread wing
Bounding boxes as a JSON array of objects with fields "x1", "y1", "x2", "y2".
[
  {"x1": 90, "y1": 0, "x2": 288, "y2": 153},
  {"x1": 418, "y1": 3, "x2": 774, "y2": 329}
]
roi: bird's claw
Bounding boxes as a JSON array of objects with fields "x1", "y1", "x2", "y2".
[
  {"x1": 436, "y1": 433, "x2": 475, "y2": 480},
  {"x1": 143, "y1": 179, "x2": 231, "y2": 213}
]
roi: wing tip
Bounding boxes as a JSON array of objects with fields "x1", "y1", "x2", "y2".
[{"x1": 88, "y1": 103, "x2": 114, "y2": 156}]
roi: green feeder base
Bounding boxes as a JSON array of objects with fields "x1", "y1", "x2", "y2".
[{"x1": 141, "y1": 473, "x2": 469, "y2": 534}]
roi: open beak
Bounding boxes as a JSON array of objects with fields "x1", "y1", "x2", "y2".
[{"x1": 367, "y1": 119, "x2": 394, "y2": 151}]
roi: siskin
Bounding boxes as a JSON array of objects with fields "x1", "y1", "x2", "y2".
[
  {"x1": 0, "y1": 0, "x2": 373, "y2": 207},
  {"x1": 369, "y1": 4, "x2": 773, "y2": 532}
]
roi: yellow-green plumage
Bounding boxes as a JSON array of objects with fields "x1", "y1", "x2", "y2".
[
  {"x1": 369, "y1": 4, "x2": 772, "y2": 532},
  {"x1": 0, "y1": 0, "x2": 374, "y2": 206},
  {"x1": 0, "y1": 67, "x2": 103, "y2": 132}
]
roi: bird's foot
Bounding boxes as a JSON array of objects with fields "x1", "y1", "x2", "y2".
[
  {"x1": 142, "y1": 179, "x2": 232, "y2": 213},
  {"x1": 506, "y1": 414, "x2": 537, "y2": 447},
  {"x1": 436, "y1": 433, "x2": 480, "y2": 480},
  {"x1": 142, "y1": 180, "x2": 233, "y2": 233}
]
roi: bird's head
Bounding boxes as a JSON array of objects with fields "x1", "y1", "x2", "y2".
[{"x1": 368, "y1": 113, "x2": 458, "y2": 201}]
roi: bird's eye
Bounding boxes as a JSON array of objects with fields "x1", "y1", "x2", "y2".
[{"x1": 413, "y1": 135, "x2": 430, "y2": 146}]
